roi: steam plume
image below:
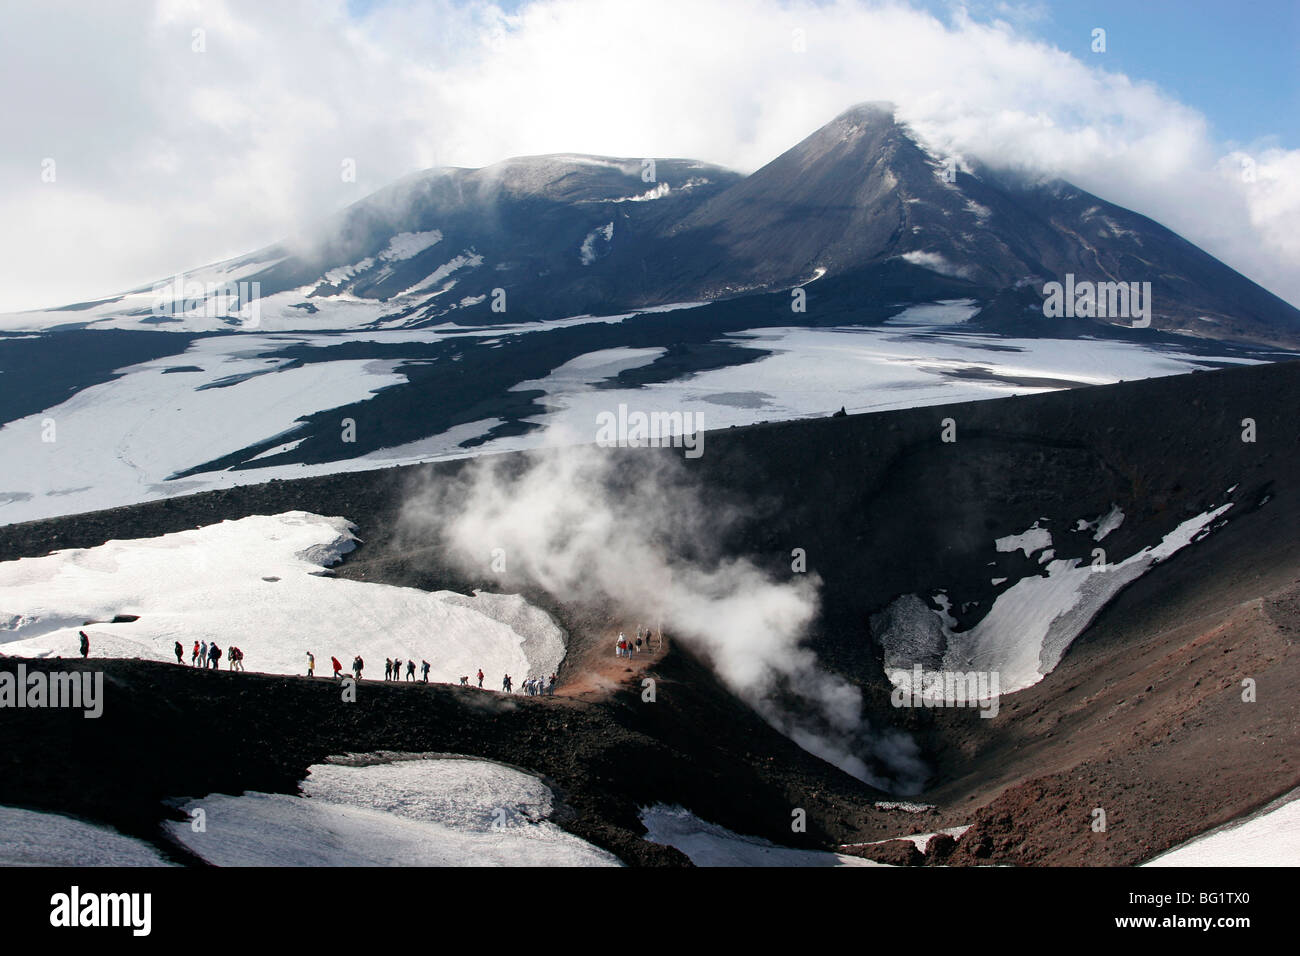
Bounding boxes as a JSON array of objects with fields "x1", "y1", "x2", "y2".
[{"x1": 401, "y1": 427, "x2": 926, "y2": 792}]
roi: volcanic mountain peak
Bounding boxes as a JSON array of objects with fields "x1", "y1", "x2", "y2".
[{"x1": 6, "y1": 102, "x2": 1300, "y2": 347}]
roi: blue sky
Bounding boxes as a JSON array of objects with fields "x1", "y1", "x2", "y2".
[{"x1": 969, "y1": 0, "x2": 1300, "y2": 148}]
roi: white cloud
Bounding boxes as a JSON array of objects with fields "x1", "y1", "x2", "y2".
[{"x1": 1, "y1": 0, "x2": 1297, "y2": 312}]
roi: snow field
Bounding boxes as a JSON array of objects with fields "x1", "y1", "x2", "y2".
[{"x1": 0, "y1": 512, "x2": 566, "y2": 684}]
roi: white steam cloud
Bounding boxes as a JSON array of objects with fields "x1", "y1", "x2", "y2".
[{"x1": 401, "y1": 428, "x2": 927, "y2": 792}]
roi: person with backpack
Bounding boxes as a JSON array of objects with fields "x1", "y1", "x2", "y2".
[
  {"x1": 476, "y1": 668, "x2": 484, "y2": 688},
  {"x1": 353, "y1": 656, "x2": 364, "y2": 680},
  {"x1": 502, "y1": 674, "x2": 512, "y2": 692},
  {"x1": 421, "y1": 660, "x2": 430, "y2": 682},
  {"x1": 200, "y1": 641, "x2": 209, "y2": 668},
  {"x1": 78, "y1": 630, "x2": 89, "y2": 658},
  {"x1": 393, "y1": 658, "x2": 402, "y2": 681},
  {"x1": 384, "y1": 658, "x2": 392, "y2": 680},
  {"x1": 406, "y1": 660, "x2": 415, "y2": 681},
  {"x1": 331, "y1": 656, "x2": 343, "y2": 679},
  {"x1": 192, "y1": 641, "x2": 200, "y2": 666},
  {"x1": 306, "y1": 652, "x2": 315, "y2": 678},
  {"x1": 209, "y1": 643, "x2": 222, "y2": 668},
  {"x1": 232, "y1": 647, "x2": 244, "y2": 671},
  {"x1": 459, "y1": 675, "x2": 468, "y2": 686},
  {"x1": 174, "y1": 641, "x2": 184, "y2": 664},
  {"x1": 547, "y1": 674, "x2": 557, "y2": 696}
]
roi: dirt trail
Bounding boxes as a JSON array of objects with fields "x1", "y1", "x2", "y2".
[{"x1": 560, "y1": 628, "x2": 668, "y2": 699}]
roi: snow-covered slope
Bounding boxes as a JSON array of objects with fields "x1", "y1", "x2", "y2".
[
  {"x1": 0, "y1": 319, "x2": 1259, "y2": 527},
  {"x1": 1144, "y1": 789, "x2": 1300, "y2": 866},
  {"x1": 874, "y1": 502, "x2": 1233, "y2": 697},
  {"x1": 166, "y1": 755, "x2": 620, "y2": 866},
  {"x1": 640, "y1": 804, "x2": 879, "y2": 867},
  {"x1": 0, "y1": 806, "x2": 173, "y2": 866},
  {"x1": 0, "y1": 512, "x2": 565, "y2": 683}
]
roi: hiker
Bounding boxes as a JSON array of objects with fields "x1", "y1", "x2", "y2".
[
  {"x1": 384, "y1": 658, "x2": 392, "y2": 680},
  {"x1": 502, "y1": 674, "x2": 511, "y2": 692},
  {"x1": 174, "y1": 641, "x2": 184, "y2": 664},
  {"x1": 210, "y1": 643, "x2": 222, "y2": 668},
  {"x1": 459, "y1": 675, "x2": 468, "y2": 686},
  {"x1": 477, "y1": 668, "x2": 484, "y2": 688},
  {"x1": 332, "y1": 656, "x2": 344, "y2": 679},
  {"x1": 394, "y1": 658, "x2": 402, "y2": 681},
  {"x1": 636, "y1": 635, "x2": 643, "y2": 653},
  {"x1": 307, "y1": 652, "x2": 315, "y2": 678},
  {"x1": 192, "y1": 641, "x2": 200, "y2": 666},
  {"x1": 547, "y1": 674, "x2": 556, "y2": 695},
  {"x1": 421, "y1": 660, "x2": 430, "y2": 682},
  {"x1": 200, "y1": 640, "x2": 209, "y2": 668},
  {"x1": 77, "y1": 630, "x2": 89, "y2": 658},
  {"x1": 405, "y1": 659, "x2": 415, "y2": 681},
  {"x1": 353, "y1": 656, "x2": 364, "y2": 680},
  {"x1": 232, "y1": 647, "x2": 244, "y2": 671}
]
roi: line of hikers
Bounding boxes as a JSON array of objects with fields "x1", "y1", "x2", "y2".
[
  {"x1": 300, "y1": 654, "x2": 560, "y2": 696},
  {"x1": 381, "y1": 657, "x2": 431, "y2": 682},
  {"x1": 615, "y1": 625, "x2": 658, "y2": 658},
  {"x1": 501, "y1": 673, "x2": 556, "y2": 696},
  {"x1": 184, "y1": 639, "x2": 244, "y2": 670}
]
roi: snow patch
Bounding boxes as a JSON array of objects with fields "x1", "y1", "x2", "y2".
[
  {"x1": 640, "y1": 805, "x2": 879, "y2": 867},
  {"x1": 379, "y1": 230, "x2": 443, "y2": 261},
  {"x1": 996, "y1": 521, "x2": 1052, "y2": 557},
  {"x1": 0, "y1": 512, "x2": 566, "y2": 683},
  {"x1": 1145, "y1": 787, "x2": 1300, "y2": 867},
  {"x1": 885, "y1": 299, "x2": 980, "y2": 326},
  {"x1": 166, "y1": 757, "x2": 619, "y2": 866},
  {"x1": 0, "y1": 806, "x2": 173, "y2": 866},
  {"x1": 878, "y1": 505, "x2": 1232, "y2": 696}
]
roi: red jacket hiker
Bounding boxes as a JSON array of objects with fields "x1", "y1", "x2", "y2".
[{"x1": 332, "y1": 656, "x2": 343, "y2": 677}]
